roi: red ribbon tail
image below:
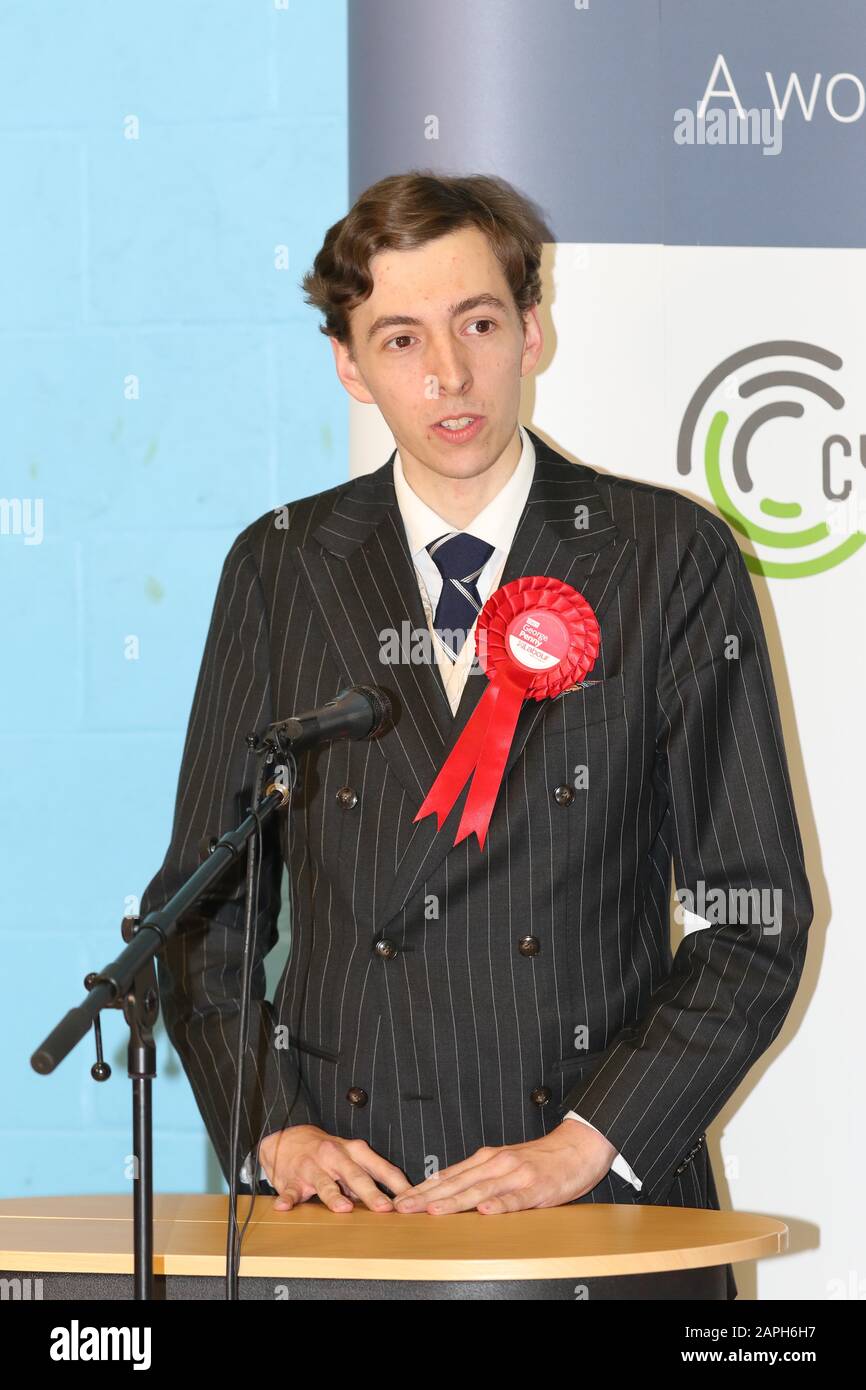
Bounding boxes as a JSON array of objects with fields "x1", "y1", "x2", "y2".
[
  {"x1": 413, "y1": 684, "x2": 497, "y2": 829},
  {"x1": 454, "y1": 674, "x2": 527, "y2": 850}
]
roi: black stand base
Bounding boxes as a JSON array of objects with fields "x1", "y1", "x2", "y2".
[{"x1": 4, "y1": 1265, "x2": 735, "y2": 1300}]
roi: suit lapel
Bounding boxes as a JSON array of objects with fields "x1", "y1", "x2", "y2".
[{"x1": 290, "y1": 427, "x2": 636, "y2": 923}]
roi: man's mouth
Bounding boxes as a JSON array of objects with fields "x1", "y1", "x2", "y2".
[
  {"x1": 431, "y1": 414, "x2": 486, "y2": 442},
  {"x1": 437, "y1": 415, "x2": 478, "y2": 430}
]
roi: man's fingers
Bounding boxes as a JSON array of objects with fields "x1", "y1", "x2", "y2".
[
  {"x1": 308, "y1": 1167, "x2": 355, "y2": 1213},
  {"x1": 272, "y1": 1181, "x2": 304, "y2": 1212},
  {"x1": 408, "y1": 1146, "x2": 495, "y2": 1188},
  {"x1": 268, "y1": 1136, "x2": 412, "y2": 1213},
  {"x1": 327, "y1": 1155, "x2": 399, "y2": 1210},
  {"x1": 309, "y1": 1139, "x2": 402, "y2": 1209},
  {"x1": 396, "y1": 1151, "x2": 507, "y2": 1204},
  {"x1": 342, "y1": 1141, "x2": 413, "y2": 1198},
  {"x1": 272, "y1": 1161, "x2": 352, "y2": 1214},
  {"x1": 475, "y1": 1190, "x2": 525, "y2": 1214},
  {"x1": 397, "y1": 1162, "x2": 536, "y2": 1212},
  {"x1": 421, "y1": 1172, "x2": 539, "y2": 1213},
  {"x1": 279, "y1": 1152, "x2": 399, "y2": 1213}
]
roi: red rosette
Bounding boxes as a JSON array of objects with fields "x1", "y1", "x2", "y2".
[
  {"x1": 413, "y1": 577, "x2": 600, "y2": 851},
  {"x1": 476, "y1": 575, "x2": 601, "y2": 698}
]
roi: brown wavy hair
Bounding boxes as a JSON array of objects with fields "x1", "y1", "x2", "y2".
[{"x1": 300, "y1": 170, "x2": 552, "y2": 355}]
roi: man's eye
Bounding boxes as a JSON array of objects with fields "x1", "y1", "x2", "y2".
[{"x1": 383, "y1": 320, "x2": 495, "y2": 350}]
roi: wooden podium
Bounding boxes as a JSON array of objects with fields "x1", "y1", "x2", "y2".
[{"x1": 0, "y1": 1194, "x2": 785, "y2": 1300}]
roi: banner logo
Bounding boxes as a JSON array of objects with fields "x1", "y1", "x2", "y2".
[{"x1": 677, "y1": 340, "x2": 866, "y2": 577}]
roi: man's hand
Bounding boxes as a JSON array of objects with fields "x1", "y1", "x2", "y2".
[
  {"x1": 392, "y1": 1121, "x2": 619, "y2": 1214},
  {"x1": 258, "y1": 1125, "x2": 413, "y2": 1214}
]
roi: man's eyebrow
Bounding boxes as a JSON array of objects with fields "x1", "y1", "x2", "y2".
[{"x1": 365, "y1": 293, "x2": 510, "y2": 343}]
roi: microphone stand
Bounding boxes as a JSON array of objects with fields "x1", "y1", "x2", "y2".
[{"x1": 30, "y1": 734, "x2": 292, "y2": 1301}]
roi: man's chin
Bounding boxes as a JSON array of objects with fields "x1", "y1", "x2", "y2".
[{"x1": 414, "y1": 430, "x2": 505, "y2": 475}]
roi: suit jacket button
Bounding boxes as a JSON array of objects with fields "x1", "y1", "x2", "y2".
[
  {"x1": 346, "y1": 1087, "x2": 368, "y2": 1107},
  {"x1": 374, "y1": 938, "x2": 398, "y2": 960},
  {"x1": 553, "y1": 784, "x2": 574, "y2": 806},
  {"x1": 530, "y1": 1086, "x2": 552, "y2": 1107},
  {"x1": 518, "y1": 936, "x2": 541, "y2": 957},
  {"x1": 336, "y1": 785, "x2": 358, "y2": 809}
]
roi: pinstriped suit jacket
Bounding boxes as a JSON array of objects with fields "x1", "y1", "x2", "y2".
[{"x1": 139, "y1": 427, "x2": 813, "y2": 1232}]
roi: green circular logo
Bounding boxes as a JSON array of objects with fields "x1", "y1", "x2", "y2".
[{"x1": 677, "y1": 341, "x2": 865, "y2": 577}]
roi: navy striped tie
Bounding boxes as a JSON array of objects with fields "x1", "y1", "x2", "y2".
[{"x1": 426, "y1": 531, "x2": 496, "y2": 662}]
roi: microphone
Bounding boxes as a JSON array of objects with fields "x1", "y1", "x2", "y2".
[{"x1": 266, "y1": 684, "x2": 392, "y2": 754}]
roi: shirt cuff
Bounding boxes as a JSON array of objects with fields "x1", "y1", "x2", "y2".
[{"x1": 239, "y1": 1150, "x2": 271, "y2": 1188}]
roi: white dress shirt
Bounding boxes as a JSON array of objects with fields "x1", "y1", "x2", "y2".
[{"x1": 242, "y1": 423, "x2": 642, "y2": 1193}]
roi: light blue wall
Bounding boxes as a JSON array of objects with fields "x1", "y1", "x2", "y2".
[{"x1": 0, "y1": 1, "x2": 348, "y2": 1197}]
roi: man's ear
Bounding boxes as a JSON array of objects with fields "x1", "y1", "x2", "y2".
[
  {"x1": 519, "y1": 304, "x2": 544, "y2": 378},
  {"x1": 330, "y1": 335, "x2": 376, "y2": 406}
]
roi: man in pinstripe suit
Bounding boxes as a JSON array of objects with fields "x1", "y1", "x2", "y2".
[{"x1": 139, "y1": 175, "x2": 813, "y2": 1299}]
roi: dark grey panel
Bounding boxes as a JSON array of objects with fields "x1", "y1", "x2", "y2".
[
  {"x1": 349, "y1": 0, "x2": 663, "y2": 243},
  {"x1": 349, "y1": 0, "x2": 866, "y2": 248}
]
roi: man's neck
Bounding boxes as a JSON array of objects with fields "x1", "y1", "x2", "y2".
[{"x1": 398, "y1": 425, "x2": 523, "y2": 530}]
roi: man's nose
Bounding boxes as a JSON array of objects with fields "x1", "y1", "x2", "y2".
[{"x1": 424, "y1": 337, "x2": 472, "y2": 398}]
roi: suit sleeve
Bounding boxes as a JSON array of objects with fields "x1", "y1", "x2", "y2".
[
  {"x1": 138, "y1": 528, "x2": 320, "y2": 1186},
  {"x1": 559, "y1": 511, "x2": 813, "y2": 1205}
]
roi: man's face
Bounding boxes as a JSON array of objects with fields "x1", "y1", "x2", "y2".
[{"x1": 330, "y1": 224, "x2": 543, "y2": 482}]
